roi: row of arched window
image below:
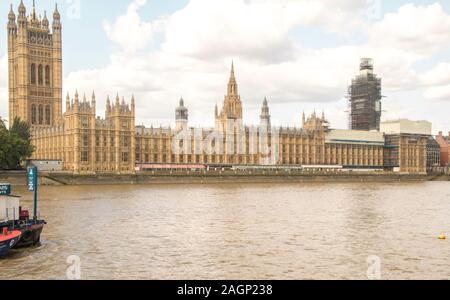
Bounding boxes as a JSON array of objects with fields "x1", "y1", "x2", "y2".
[
  {"x1": 30, "y1": 64, "x2": 51, "y2": 86},
  {"x1": 31, "y1": 104, "x2": 51, "y2": 125}
]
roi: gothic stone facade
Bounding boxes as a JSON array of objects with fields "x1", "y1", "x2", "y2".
[{"x1": 6, "y1": 2, "x2": 425, "y2": 174}]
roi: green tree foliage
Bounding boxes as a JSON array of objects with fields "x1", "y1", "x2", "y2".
[{"x1": 0, "y1": 118, "x2": 34, "y2": 170}]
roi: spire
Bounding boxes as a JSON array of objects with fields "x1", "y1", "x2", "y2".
[
  {"x1": 263, "y1": 96, "x2": 268, "y2": 106},
  {"x1": 106, "y1": 95, "x2": 111, "y2": 113},
  {"x1": 8, "y1": 4, "x2": 17, "y2": 32},
  {"x1": 53, "y1": 3, "x2": 61, "y2": 28},
  {"x1": 8, "y1": 4, "x2": 15, "y2": 20},
  {"x1": 31, "y1": 0, "x2": 37, "y2": 21},
  {"x1": 115, "y1": 93, "x2": 120, "y2": 105},
  {"x1": 227, "y1": 60, "x2": 238, "y2": 96},
  {"x1": 91, "y1": 91, "x2": 96, "y2": 106},
  {"x1": 74, "y1": 90, "x2": 79, "y2": 102},
  {"x1": 83, "y1": 93, "x2": 87, "y2": 103},
  {"x1": 18, "y1": 0, "x2": 26, "y2": 19},
  {"x1": 42, "y1": 11, "x2": 49, "y2": 28},
  {"x1": 179, "y1": 97, "x2": 184, "y2": 107},
  {"x1": 19, "y1": 0, "x2": 26, "y2": 13},
  {"x1": 131, "y1": 94, "x2": 135, "y2": 105},
  {"x1": 66, "y1": 92, "x2": 70, "y2": 110}
]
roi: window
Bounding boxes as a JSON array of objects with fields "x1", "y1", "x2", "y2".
[
  {"x1": 45, "y1": 65, "x2": 50, "y2": 86},
  {"x1": 83, "y1": 135, "x2": 89, "y2": 147},
  {"x1": 45, "y1": 105, "x2": 51, "y2": 125},
  {"x1": 38, "y1": 105, "x2": 43, "y2": 125},
  {"x1": 122, "y1": 136, "x2": 129, "y2": 147},
  {"x1": 31, "y1": 105, "x2": 37, "y2": 124},
  {"x1": 122, "y1": 152, "x2": 129, "y2": 162},
  {"x1": 38, "y1": 65, "x2": 43, "y2": 85},
  {"x1": 81, "y1": 151, "x2": 89, "y2": 162},
  {"x1": 31, "y1": 64, "x2": 36, "y2": 84}
]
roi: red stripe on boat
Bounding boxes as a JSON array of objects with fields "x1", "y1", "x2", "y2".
[{"x1": 0, "y1": 230, "x2": 22, "y2": 242}]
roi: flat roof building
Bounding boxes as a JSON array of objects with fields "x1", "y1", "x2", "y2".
[{"x1": 380, "y1": 119, "x2": 432, "y2": 136}]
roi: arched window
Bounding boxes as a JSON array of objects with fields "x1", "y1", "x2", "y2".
[
  {"x1": 31, "y1": 105, "x2": 37, "y2": 124},
  {"x1": 31, "y1": 64, "x2": 36, "y2": 85},
  {"x1": 45, "y1": 105, "x2": 51, "y2": 125},
  {"x1": 45, "y1": 65, "x2": 50, "y2": 86},
  {"x1": 38, "y1": 65, "x2": 43, "y2": 85},
  {"x1": 38, "y1": 105, "x2": 43, "y2": 125}
]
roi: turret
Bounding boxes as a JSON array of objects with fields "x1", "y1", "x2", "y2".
[
  {"x1": 115, "y1": 93, "x2": 120, "y2": 107},
  {"x1": 227, "y1": 61, "x2": 238, "y2": 96},
  {"x1": 106, "y1": 95, "x2": 111, "y2": 114},
  {"x1": 42, "y1": 11, "x2": 49, "y2": 30},
  {"x1": 91, "y1": 91, "x2": 96, "y2": 105},
  {"x1": 8, "y1": 4, "x2": 17, "y2": 35},
  {"x1": 175, "y1": 97, "x2": 189, "y2": 131},
  {"x1": 131, "y1": 94, "x2": 135, "y2": 116},
  {"x1": 260, "y1": 97, "x2": 271, "y2": 130},
  {"x1": 30, "y1": 0, "x2": 38, "y2": 27},
  {"x1": 66, "y1": 92, "x2": 70, "y2": 111},
  {"x1": 52, "y1": 3, "x2": 61, "y2": 33},
  {"x1": 17, "y1": 0, "x2": 27, "y2": 27}
]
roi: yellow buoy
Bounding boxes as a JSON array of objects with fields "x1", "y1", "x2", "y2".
[{"x1": 438, "y1": 233, "x2": 446, "y2": 240}]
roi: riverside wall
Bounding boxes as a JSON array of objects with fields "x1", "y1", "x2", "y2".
[{"x1": 1, "y1": 170, "x2": 448, "y2": 186}]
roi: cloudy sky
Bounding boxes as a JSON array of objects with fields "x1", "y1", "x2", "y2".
[{"x1": 1, "y1": 0, "x2": 450, "y2": 133}]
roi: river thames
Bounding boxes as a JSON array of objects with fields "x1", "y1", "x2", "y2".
[{"x1": 1, "y1": 181, "x2": 449, "y2": 280}]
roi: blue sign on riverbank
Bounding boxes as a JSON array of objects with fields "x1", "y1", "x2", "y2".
[
  {"x1": 28, "y1": 166, "x2": 38, "y2": 192},
  {"x1": 0, "y1": 183, "x2": 11, "y2": 196}
]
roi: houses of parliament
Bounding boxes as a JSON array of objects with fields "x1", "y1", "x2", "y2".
[{"x1": 4, "y1": 2, "x2": 430, "y2": 174}]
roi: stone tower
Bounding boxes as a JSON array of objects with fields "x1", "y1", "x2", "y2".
[
  {"x1": 175, "y1": 97, "x2": 189, "y2": 131},
  {"x1": 260, "y1": 97, "x2": 271, "y2": 129},
  {"x1": 8, "y1": 1, "x2": 63, "y2": 128},
  {"x1": 216, "y1": 62, "x2": 243, "y2": 129},
  {"x1": 348, "y1": 58, "x2": 382, "y2": 131}
]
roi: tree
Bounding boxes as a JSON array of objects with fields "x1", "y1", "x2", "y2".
[{"x1": 0, "y1": 117, "x2": 34, "y2": 170}]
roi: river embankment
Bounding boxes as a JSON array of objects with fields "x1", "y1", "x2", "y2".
[{"x1": 1, "y1": 170, "x2": 448, "y2": 186}]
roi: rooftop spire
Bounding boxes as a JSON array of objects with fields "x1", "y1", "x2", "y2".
[
  {"x1": 53, "y1": 3, "x2": 61, "y2": 21},
  {"x1": 18, "y1": 0, "x2": 26, "y2": 16},
  {"x1": 31, "y1": 0, "x2": 37, "y2": 20},
  {"x1": 227, "y1": 60, "x2": 238, "y2": 96}
]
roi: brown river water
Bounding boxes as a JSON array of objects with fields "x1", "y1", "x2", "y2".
[{"x1": 0, "y1": 181, "x2": 449, "y2": 280}]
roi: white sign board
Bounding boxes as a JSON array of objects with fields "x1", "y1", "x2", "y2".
[{"x1": 0, "y1": 196, "x2": 20, "y2": 222}]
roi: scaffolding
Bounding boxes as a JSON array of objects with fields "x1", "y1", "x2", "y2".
[{"x1": 348, "y1": 58, "x2": 382, "y2": 131}]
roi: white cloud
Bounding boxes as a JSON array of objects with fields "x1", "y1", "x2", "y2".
[
  {"x1": 421, "y1": 62, "x2": 450, "y2": 86},
  {"x1": 60, "y1": 1, "x2": 450, "y2": 133},
  {"x1": 102, "y1": 0, "x2": 164, "y2": 53},
  {"x1": 162, "y1": 0, "x2": 367, "y2": 62},
  {"x1": 369, "y1": 3, "x2": 450, "y2": 56},
  {"x1": 424, "y1": 84, "x2": 450, "y2": 101}
]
